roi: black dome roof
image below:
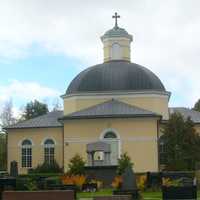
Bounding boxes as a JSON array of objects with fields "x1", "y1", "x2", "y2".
[{"x1": 66, "y1": 61, "x2": 165, "y2": 95}]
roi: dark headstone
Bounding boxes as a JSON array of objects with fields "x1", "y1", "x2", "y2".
[
  {"x1": 113, "y1": 166, "x2": 139, "y2": 199},
  {"x1": 162, "y1": 186, "x2": 197, "y2": 200},
  {"x1": 10, "y1": 161, "x2": 18, "y2": 177},
  {"x1": 121, "y1": 166, "x2": 137, "y2": 190}
]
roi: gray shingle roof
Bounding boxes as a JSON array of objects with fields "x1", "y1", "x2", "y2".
[
  {"x1": 5, "y1": 111, "x2": 63, "y2": 129},
  {"x1": 66, "y1": 60, "x2": 166, "y2": 95},
  {"x1": 169, "y1": 107, "x2": 200, "y2": 123},
  {"x1": 60, "y1": 99, "x2": 160, "y2": 120}
]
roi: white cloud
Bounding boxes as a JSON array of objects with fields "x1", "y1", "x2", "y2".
[
  {"x1": 0, "y1": 0, "x2": 200, "y2": 107},
  {"x1": 0, "y1": 80, "x2": 60, "y2": 117}
]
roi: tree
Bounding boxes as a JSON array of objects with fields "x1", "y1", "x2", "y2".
[
  {"x1": 162, "y1": 112, "x2": 200, "y2": 170},
  {"x1": 117, "y1": 152, "x2": 133, "y2": 175},
  {"x1": 22, "y1": 100, "x2": 49, "y2": 120},
  {"x1": 67, "y1": 154, "x2": 86, "y2": 175},
  {"x1": 193, "y1": 99, "x2": 200, "y2": 112},
  {"x1": 0, "y1": 99, "x2": 16, "y2": 129}
]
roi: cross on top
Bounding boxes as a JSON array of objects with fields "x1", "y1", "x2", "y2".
[{"x1": 112, "y1": 12, "x2": 120, "y2": 28}]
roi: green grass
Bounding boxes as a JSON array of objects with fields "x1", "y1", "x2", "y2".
[
  {"x1": 77, "y1": 190, "x2": 200, "y2": 200},
  {"x1": 77, "y1": 189, "x2": 113, "y2": 199}
]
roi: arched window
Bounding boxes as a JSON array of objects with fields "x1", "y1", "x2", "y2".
[
  {"x1": 44, "y1": 139, "x2": 55, "y2": 164},
  {"x1": 103, "y1": 131, "x2": 117, "y2": 139},
  {"x1": 111, "y1": 43, "x2": 122, "y2": 60},
  {"x1": 21, "y1": 139, "x2": 32, "y2": 168}
]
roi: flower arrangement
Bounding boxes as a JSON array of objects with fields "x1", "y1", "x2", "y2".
[
  {"x1": 162, "y1": 177, "x2": 183, "y2": 187},
  {"x1": 111, "y1": 176, "x2": 122, "y2": 189},
  {"x1": 61, "y1": 174, "x2": 86, "y2": 188},
  {"x1": 136, "y1": 174, "x2": 147, "y2": 191},
  {"x1": 89, "y1": 179, "x2": 103, "y2": 190}
]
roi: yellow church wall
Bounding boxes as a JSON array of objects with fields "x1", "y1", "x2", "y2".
[
  {"x1": 63, "y1": 94, "x2": 169, "y2": 120},
  {"x1": 63, "y1": 117, "x2": 159, "y2": 173},
  {"x1": 103, "y1": 38, "x2": 131, "y2": 62},
  {"x1": 119, "y1": 97, "x2": 169, "y2": 120},
  {"x1": 7, "y1": 127, "x2": 63, "y2": 174}
]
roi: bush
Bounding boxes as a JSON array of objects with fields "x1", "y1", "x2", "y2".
[
  {"x1": 67, "y1": 154, "x2": 85, "y2": 175},
  {"x1": 29, "y1": 160, "x2": 63, "y2": 173},
  {"x1": 117, "y1": 152, "x2": 133, "y2": 175},
  {"x1": 16, "y1": 177, "x2": 38, "y2": 191}
]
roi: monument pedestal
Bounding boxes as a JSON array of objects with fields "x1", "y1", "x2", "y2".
[{"x1": 113, "y1": 190, "x2": 139, "y2": 199}]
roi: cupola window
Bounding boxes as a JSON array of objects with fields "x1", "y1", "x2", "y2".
[{"x1": 111, "y1": 43, "x2": 122, "y2": 60}]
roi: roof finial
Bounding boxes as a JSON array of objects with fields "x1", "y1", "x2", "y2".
[{"x1": 112, "y1": 12, "x2": 120, "y2": 28}]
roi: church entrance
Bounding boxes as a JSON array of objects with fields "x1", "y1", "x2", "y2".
[
  {"x1": 101, "y1": 130, "x2": 120, "y2": 165},
  {"x1": 86, "y1": 130, "x2": 120, "y2": 166}
]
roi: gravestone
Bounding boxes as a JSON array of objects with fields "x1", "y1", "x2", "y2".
[
  {"x1": 121, "y1": 166, "x2": 137, "y2": 191},
  {"x1": 113, "y1": 166, "x2": 139, "y2": 199},
  {"x1": 10, "y1": 161, "x2": 18, "y2": 177}
]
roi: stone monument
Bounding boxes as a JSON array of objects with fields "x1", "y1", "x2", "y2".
[{"x1": 113, "y1": 166, "x2": 139, "y2": 199}]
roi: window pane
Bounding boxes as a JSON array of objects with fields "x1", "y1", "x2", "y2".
[
  {"x1": 21, "y1": 142, "x2": 32, "y2": 168},
  {"x1": 44, "y1": 147, "x2": 54, "y2": 164}
]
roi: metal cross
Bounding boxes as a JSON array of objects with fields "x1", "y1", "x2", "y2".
[{"x1": 112, "y1": 12, "x2": 120, "y2": 28}]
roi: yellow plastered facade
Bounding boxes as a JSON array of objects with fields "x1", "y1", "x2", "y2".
[
  {"x1": 103, "y1": 38, "x2": 131, "y2": 62},
  {"x1": 64, "y1": 94, "x2": 169, "y2": 120},
  {"x1": 64, "y1": 118, "x2": 159, "y2": 173},
  {"x1": 7, "y1": 127, "x2": 63, "y2": 174}
]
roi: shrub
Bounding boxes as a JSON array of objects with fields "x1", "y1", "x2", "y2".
[
  {"x1": 117, "y1": 152, "x2": 133, "y2": 175},
  {"x1": 24, "y1": 179, "x2": 38, "y2": 191},
  {"x1": 16, "y1": 177, "x2": 38, "y2": 191},
  {"x1": 67, "y1": 154, "x2": 86, "y2": 175},
  {"x1": 29, "y1": 160, "x2": 63, "y2": 173}
]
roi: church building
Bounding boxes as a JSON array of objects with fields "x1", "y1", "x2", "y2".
[{"x1": 5, "y1": 13, "x2": 200, "y2": 174}]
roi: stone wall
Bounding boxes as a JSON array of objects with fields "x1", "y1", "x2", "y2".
[{"x1": 2, "y1": 190, "x2": 74, "y2": 200}]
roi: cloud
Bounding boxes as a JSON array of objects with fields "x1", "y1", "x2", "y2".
[
  {"x1": 0, "y1": 80, "x2": 60, "y2": 117},
  {"x1": 0, "y1": 0, "x2": 200, "y2": 107}
]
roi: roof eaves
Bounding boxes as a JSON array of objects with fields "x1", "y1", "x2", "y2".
[
  {"x1": 4, "y1": 125, "x2": 63, "y2": 130},
  {"x1": 59, "y1": 113, "x2": 161, "y2": 121}
]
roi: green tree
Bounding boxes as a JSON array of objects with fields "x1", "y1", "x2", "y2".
[
  {"x1": 117, "y1": 152, "x2": 133, "y2": 175},
  {"x1": 22, "y1": 100, "x2": 49, "y2": 120},
  {"x1": 193, "y1": 99, "x2": 200, "y2": 112},
  {"x1": 163, "y1": 113, "x2": 200, "y2": 170},
  {"x1": 67, "y1": 154, "x2": 85, "y2": 175}
]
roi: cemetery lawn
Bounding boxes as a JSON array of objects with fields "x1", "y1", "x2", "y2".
[
  {"x1": 77, "y1": 190, "x2": 200, "y2": 199},
  {"x1": 77, "y1": 189, "x2": 163, "y2": 199}
]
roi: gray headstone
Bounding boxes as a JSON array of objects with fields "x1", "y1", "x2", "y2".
[
  {"x1": 121, "y1": 166, "x2": 137, "y2": 190},
  {"x1": 10, "y1": 161, "x2": 18, "y2": 177}
]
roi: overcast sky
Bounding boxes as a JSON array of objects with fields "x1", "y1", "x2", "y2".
[{"x1": 0, "y1": 0, "x2": 200, "y2": 116}]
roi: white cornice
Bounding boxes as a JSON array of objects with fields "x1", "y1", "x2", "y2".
[{"x1": 61, "y1": 90, "x2": 171, "y2": 101}]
